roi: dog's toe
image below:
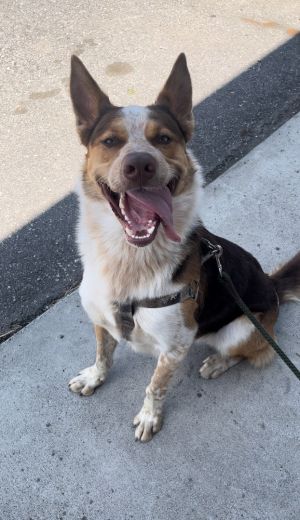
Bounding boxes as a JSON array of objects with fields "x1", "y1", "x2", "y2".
[
  {"x1": 133, "y1": 409, "x2": 163, "y2": 442},
  {"x1": 68, "y1": 364, "x2": 106, "y2": 395}
]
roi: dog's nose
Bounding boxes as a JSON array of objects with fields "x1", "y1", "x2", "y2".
[{"x1": 122, "y1": 153, "x2": 157, "y2": 183}]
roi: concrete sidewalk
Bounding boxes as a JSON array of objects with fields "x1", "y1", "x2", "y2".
[{"x1": 1, "y1": 114, "x2": 299, "y2": 520}]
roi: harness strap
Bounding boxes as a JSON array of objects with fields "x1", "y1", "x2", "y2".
[
  {"x1": 112, "y1": 238, "x2": 226, "y2": 340},
  {"x1": 113, "y1": 280, "x2": 200, "y2": 340}
]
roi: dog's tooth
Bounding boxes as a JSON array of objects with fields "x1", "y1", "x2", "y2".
[
  {"x1": 119, "y1": 194, "x2": 125, "y2": 210},
  {"x1": 125, "y1": 226, "x2": 134, "y2": 237},
  {"x1": 148, "y1": 226, "x2": 155, "y2": 233}
]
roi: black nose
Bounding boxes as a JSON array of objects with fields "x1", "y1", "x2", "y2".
[{"x1": 122, "y1": 153, "x2": 157, "y2": 183}]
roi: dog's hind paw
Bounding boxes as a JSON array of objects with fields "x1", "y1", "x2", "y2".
[
  {"x1": 199, "y1": 354, "x2": 241, "y2": 379},
  {"x1": 133, "y1": 408, "x2": 163, "y2": 442},
  {"x1": 68, "y1": 364, "x2": 106, "y2": 396}
]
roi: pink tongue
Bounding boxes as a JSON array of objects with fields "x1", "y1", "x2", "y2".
[{"x1": 125, "y1": 187, "x2": 181, "y2": 242}]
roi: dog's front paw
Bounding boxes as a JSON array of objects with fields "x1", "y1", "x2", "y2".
[
  {"x1": 68, "y1": 364, "x2": 106, "y2": 396},
  {"x1": 133, "y1": 407, "x2": 163, "y2": 442}
]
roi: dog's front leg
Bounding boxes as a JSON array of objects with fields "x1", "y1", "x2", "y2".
[
  {"x1": 134, "y1": 345, "x2": 189, "y2": 442},
  {"x1": 69, "y1": 325, "x2": 117, "y2": 396}
]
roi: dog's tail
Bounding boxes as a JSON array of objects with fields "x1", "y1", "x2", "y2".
[{"x1": 271, "y1": 252, "x2": 300, "y2": 304}]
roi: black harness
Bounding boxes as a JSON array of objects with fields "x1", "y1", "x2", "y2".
[{"x1": 113, "y1": 238, "x2": 222, "y2": 340}]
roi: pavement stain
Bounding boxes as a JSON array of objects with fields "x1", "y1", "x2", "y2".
[
  {"x1": 14, "y1": 104, "x2": 28, "y2": 115},
  {"x1": 241, "y1": 17, "x2": 300, "y2": 36},
  {"x1": 287, "y1": 27, "x2": 300, "y2": 36},
  {"x1": 105, "y1": 62, "x2": 134, "y2": 76},
  {"x1": 29, "y1": 88, "x2": 61, "y2": 100},
  {"x1": 14, "y1": 87, "x2": 62, "y2": 114},
  {"x1": 242, "y1": 18, "x2": 280, "y2": 29}
]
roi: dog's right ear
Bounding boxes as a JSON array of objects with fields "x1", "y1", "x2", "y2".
[
  {"x1": 155, "y1": 53, "x2": 194, "y2": 141},
  {"x1": 70, "y1": 55, "x2": 113, "y2": 146}
]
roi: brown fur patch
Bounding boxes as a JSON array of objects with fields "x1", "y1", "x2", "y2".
[
  {"x1": 177, "y1": 247, "x2": 203, "y2": 330},
  {"x1": 145, "y1": 114, "x2": 196, "y2": 195},
  {"x1": 228, "y1": 308, "x2": 277, "y2": 368},
  {"x1": 181, "y1": 299, "x2": 198, "y2": 329},
  {"x1": 170, "y1": 227, "x2": 205, "y2": 330},
  {"x1": 147, "y1": 107, "x2": 186, "y2": 143},
  {"x1": 148, "y1": 347, "x2": 188, "y2": 398},
  {"x1": 90, "y1": 110, "x2": 127, "y2": 145},
  {"x1": 83, "y1": 114, "x2": 128, "y2": 199},
  {"x1": 94, "y1": 325, "x2": 117, "y2": 370}
]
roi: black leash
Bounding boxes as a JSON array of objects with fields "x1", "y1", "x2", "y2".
[{"x1": 203, "y1": 239, "x2": 300, "y2": 381}]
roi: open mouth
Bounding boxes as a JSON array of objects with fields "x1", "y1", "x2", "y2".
[{"x1": 100, "y1": 181, "x2": 181, "y2": 247}]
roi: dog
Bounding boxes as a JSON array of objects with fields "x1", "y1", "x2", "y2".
[{"x1": 68, "y1": 53, "x2": 300, "y2": 442}]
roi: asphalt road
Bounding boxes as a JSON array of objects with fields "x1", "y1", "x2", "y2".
[{"x1": 1, "y1": 1, "x2": 300, "y2": 339}]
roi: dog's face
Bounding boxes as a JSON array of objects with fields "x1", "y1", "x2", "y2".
[{"x1": 70, "y1": 54, "x2": 195, "y2": 247}]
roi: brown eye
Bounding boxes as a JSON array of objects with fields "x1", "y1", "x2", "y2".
[
  {"x1": 102, "y1": 136, "x2": 119, "y2": 147},
  {"x1": 157, "y1": 134, "x2": 172, "y2": 145}
]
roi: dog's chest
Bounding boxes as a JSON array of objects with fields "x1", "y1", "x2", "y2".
[{"x1": 79, "y1": 262, "x2": 195, "y2": 355}]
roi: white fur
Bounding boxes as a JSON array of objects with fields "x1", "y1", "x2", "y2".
[
  {"x1": 122, "y1": 105, "x2": 149, "y2": 142},
  {"x1": 198, "y1": 315, "x2": 255, "y2": 356}
]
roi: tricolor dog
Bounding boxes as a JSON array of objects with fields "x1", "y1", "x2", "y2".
[{"x1": 68, "y1": 53, "x2": 300, "y2": 442}]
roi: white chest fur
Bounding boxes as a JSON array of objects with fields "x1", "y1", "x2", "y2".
[{"x1": 79, "y1": 251, "x2": 196, "y2": 356}]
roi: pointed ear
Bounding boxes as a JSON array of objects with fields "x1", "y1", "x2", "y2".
[
  {"x1": 70, "y1": 55, "x2": 113, "y2": 146},
  {"x1": 155, "y1": 53, "x2": 194, "y2": 140}
]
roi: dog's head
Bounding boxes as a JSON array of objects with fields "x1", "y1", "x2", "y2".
[{"x1": 70, "y1": 53, "x2": 196, "y2": 247}]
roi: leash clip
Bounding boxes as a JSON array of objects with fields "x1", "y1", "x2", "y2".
[
  {"x1": 214, "y1": 245, "x2": 223, "y2": 277},
  {"x1": 201, "y1": 238, "x2": 223, "y2": 276}
]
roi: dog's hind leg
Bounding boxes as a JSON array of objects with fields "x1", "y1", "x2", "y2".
[
  {"x1": 69, "y1": 325, "x2": 117, "y2": 395},
  {"x1": 134, "y1": 345, "x2": 189, "y2": 442},
  {"x1": 199, "y1": 308, "x2": 277, "y2": 379}
]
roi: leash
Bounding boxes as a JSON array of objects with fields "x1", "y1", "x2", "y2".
[{"x1": 203, "y1": 238, "x2": 300, "y2": 381}]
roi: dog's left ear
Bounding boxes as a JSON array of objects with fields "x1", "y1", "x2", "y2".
[{"x1": 155, "y1": 53, "x2": 194, "y2": 141}]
